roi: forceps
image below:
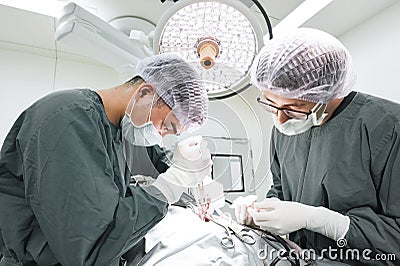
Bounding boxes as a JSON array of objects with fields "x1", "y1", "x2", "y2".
[
  {"x1": 227, "y1": 221, "x2": 256, "y2": 246},
  {"x1": 206, "y1": 213, "x2": 256, "y2": 249}
]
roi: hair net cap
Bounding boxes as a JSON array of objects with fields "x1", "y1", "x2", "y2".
[
  {"x1": 251, "y1": 28, "x2": 356, "y2": 103},
  {"x1": 136, "y1": 53, "x2": 208, "y2": 132}
]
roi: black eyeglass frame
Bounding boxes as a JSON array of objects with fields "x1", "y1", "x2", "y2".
[{"x1": 256, "y1": 96, "x2": 313, "y2": 120}]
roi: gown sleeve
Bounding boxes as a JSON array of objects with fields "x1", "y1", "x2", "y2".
[
  {"x1": 23, "y1": 104, "x2": 168, "y2": 265},
  {"x1": 146, "y1": 145, "x2": 172, "y2": 175},
  {"x1": 266, "y1": 129, "x2": 284, "y2": 200},
  {"x1": 345, "y1": 122, "x2": 400, "y2": 263}
]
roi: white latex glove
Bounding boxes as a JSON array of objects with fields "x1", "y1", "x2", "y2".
[
  {"x1": 248, "y1": 198, "x2": 350, "y2": 241},
  {"x1": 153, "y1": 136, "x2": 212, "y2": 203},
  {"x1": 231, "y1": 195, "x2": 258, "y2": 225},
  {"x1": 172, "y1": 136, "x2": 212, "y2": 185}
]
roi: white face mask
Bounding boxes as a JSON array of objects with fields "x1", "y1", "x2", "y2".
[
  {"x1": 272, "y1": 103, "x2": 328, "y2": 136},
  {"x1": 121, "y1": 93, "x2": 163, "y2": 147},
  {"x1": 121, "y1": 114, "x2": 163, "y2": 147}
]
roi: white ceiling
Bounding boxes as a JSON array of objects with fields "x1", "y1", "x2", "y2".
[
  {"x1": 303, "y1": 0, "x2": 399, "y2": 36},
  {"x1": 70, "y1": 0, "x2": 399, "y2": 37},
  {"x1": 1, "y1": 0, "x2": 399, "y2": 61}
]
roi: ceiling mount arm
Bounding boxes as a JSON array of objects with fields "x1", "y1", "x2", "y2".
[
  {"x1": 250, "y1": 0, "x2": 273, "y2": 39},
  {"x1": 55, "y1": 2, "x2": 154, "y2": 78}
]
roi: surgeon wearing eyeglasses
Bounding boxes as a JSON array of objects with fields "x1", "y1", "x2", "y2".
[
  {"x1": 0, "y1": 54, "x2": 212, "y2": 265},
  {"x1": 235, "y1": 28, "x2": 400, "y2": 265}
]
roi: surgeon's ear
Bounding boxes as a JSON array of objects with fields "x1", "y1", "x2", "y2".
[{"x1": 138, "y1": 83, "x2": 156, "y2": 98}]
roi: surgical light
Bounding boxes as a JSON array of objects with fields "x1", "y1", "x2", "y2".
[{"x1": 154, "y1": 0, "x2": 266, "y2": 99}]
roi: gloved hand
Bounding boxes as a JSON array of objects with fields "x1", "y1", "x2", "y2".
[
  {"x1": 172, "y1": 136, "x2": 212, "y2": 185},
  {"x1": 153, "y1": 136, "x2": 212, "y2": 203},
  {"x1": 231, "y1": 195, "x2": 258, "y2": 225},
  {"x1": 248, "y1": 198, "x2": 350, "y2": 241}
]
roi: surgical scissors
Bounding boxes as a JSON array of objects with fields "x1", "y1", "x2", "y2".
[
  {"x1": 184, "y1": 197, "x2": 256, "y2": 248},
  {"x1": 227, "y1": 221, "x2": 256, "y2": 246},
  {"x1": 206, "y1": 213, "x2": 256, "y2": 249},
  {"x1": 210, "y1": 215, "x2": 235, "y2": 249}
]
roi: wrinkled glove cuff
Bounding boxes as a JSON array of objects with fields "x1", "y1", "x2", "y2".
[
  {"x1": 152, "y1": 168, "x2": 189, "y2": 204},
  {"x1": 305, "y1": 206, "x2": 350, "y2": 241}
]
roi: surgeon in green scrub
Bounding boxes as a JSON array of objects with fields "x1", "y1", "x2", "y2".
[
  {"x1": 0, "y1": 54, "x2": 211, "y2": 265},
  {"x1": 235, "y1": 28, "x2": 400, "y2": 265}
]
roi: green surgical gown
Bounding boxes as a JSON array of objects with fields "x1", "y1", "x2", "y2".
[
  {"x1": 267, "y1": 92, "x2": 400, "y2": 265},
  {"x1": 0, "y1": 89, "x2": 168, "y2": 265}
]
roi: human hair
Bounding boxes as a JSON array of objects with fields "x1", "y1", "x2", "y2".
[
  {"x1": 125, "y1": 76, "x2": 144, "y2": 87},
  {"x1": 125, "y1": 75, "x2": 166, "y2": 106}
]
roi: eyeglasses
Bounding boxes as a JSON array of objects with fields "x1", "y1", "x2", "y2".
[
  {"x1": 162, "y1": 121, "x2": 181, "y2": 135},
  {"x1": 257, "y1": 96, "x2": 312, "y2": 120},
  {"x1": 155, "y1": 96, "x2": 183, "y2": 136}
]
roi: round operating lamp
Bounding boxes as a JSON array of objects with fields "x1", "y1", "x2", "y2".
[{"x1": 153, "y1": 0, "x2": 265, "y2": 99}]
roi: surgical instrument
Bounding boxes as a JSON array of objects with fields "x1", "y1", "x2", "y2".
[
  {"x1": 206, "y1": 214, "x2": 235, "y2": 249},
  {"x1": 205, "y1": 213, "x2": 256, "y2": 249}
]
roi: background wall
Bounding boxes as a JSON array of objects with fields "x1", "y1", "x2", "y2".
[
  {"x1": 0, "y1": 5, "x2": 120, "y2": 146},
  {"x1": 196, "y1": 86, "x2": 274, "y2": 201},
  {"x1": 1, "y1": 1, "x2": 399, "y2": 200},
  {"x1": 339, "y1": 1, "x2": 400, "y2": 103}
]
